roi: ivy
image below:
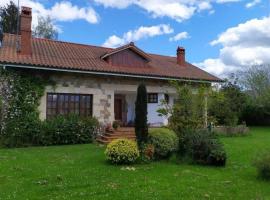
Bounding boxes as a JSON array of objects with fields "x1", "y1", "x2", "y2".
[{"x1": 0, "y1": 68, "x2": 49, "y2": 147}]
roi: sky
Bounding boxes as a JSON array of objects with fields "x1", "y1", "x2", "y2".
[{"x1": 1, "y1": 0, "x2": 270, "y2": 77}]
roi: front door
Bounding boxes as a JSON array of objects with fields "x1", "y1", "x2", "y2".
[{"x1": 114, "y1": 98, "x2": 123, "y2": 121}]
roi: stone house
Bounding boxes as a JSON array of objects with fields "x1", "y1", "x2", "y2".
[{"x1": 0, "y1": 7, "x2": 221, "y2": 127}]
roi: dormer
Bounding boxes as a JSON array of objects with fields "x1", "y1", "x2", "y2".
[{"x1": 101, "y1": 42, "x2": 151, "y2": 67}]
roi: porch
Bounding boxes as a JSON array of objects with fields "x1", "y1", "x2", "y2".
[{"x1": 113, "y1": 92, "x2": 173, "y2": 127}]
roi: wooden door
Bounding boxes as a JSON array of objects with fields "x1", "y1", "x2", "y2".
[{"x1": 114, "y1": 98, "x2": 122, "y2": 121}]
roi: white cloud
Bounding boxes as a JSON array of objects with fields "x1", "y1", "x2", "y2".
[
  {"x1": 197, "y1": 16, "x2": 270, "y2": 77},
  {"x1": 169, "y1": 32, "x2": 189, "y2": 42},
  {"x1": 94, "y1": 0, "x2": 242, "y2": 22},
  {"x1": 103, "y1": 24, "x2": 174, "y2": 48},
  {"x1": 0, "y1": 0, "x2": 99, "y2": 28},
  {"x1": 245, "y1": 0, "x2": 261, "y2": 8}
]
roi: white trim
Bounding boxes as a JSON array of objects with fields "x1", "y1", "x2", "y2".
[{"x1": 1, "y1": 64, "x2": 219, "y2": 83}]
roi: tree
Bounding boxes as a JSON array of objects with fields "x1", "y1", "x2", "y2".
[
  {"x1": 239, "y1": 65, "x2": 270, "y2": 107},
  {"x1": 135, "y1": 83, "x2": 148, "y2": 147},
  {"x1": 33, "y1": 16, "x2": 58, "y2": 40},
  {"x1": 238, "y1": 65, "x2": 270, "y2": 125},
  {"x1": 209, "y1": 79, "x2": 247, "y2": 126},
  {"x1": 157, "y1": 82, "x2": 207, "y2": 136},
  {"x1": 0, "y1": 1, "x2": 19, "y2": 41}
]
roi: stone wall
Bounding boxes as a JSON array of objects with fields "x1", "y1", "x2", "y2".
[{"x1": 38, "y1": 71, "x2": 177, "y2": 124}]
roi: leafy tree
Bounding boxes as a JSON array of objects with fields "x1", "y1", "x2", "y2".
[
  {"x1": 0, "y1": 1, "x2": 19, "y2": 41},
  {"x1": 239, "y1": 65, "x2": 270, "y2": 107},
  {"x1": 135, "y1": 83, "x2": 148, "y2": 147},
  {"x1": 158, "y1": 82, "x2": 207, "y2": 136},
  {"x1": 238, "y1": 65, "x2": 270, "y2": 125},
  {"x1": 209, "y1": 79, "x2": 247, "y2": 126},
  {"x1": 33, "y1": 16, "x2": 58, "y2": 40}
]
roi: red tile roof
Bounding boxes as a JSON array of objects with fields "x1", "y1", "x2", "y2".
[{"x1": 0, "y1": 33, "x2": 221, "y2": 82}]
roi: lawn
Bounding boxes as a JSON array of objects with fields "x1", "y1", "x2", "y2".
[{"x1": 0, "y1": 127, "x2": 269, "y2": 200}]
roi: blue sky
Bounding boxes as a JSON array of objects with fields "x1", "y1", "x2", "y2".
[{"x1": 2, "y1": 0, "x2": 270, "y2": 76}]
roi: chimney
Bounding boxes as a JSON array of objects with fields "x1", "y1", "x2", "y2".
[
  {"x1": 177, "y1": 46, "x2": 185, "y2": 66},
  {"x1": 19, "y1": 7, "x2": 32, "y2": 55}
]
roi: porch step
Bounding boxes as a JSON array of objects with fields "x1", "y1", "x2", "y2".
[{"x1": 97, "y1": 127, "x2": 136, "y2": 144}]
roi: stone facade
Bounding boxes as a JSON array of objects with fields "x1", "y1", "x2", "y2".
[{"x1": 38, "y1": 71, "x2": 177, "y2": 125}]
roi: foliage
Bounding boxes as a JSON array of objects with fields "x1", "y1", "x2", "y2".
[
  {"x1": 33, "y1": 16, "x2": 58, "y2": 40},
  {"x1": 40, "y1": 115, "x2": 99, "y2": 146},
  {"x1": 238, "y1": 65, "x2": 270, "y2": 126},
  {"x1": 135, "y1": 83, "x2": 148, "y2": 147},
  {"x1": 112, "y1": 120, "x2": 120, "y2": 130},
  {"x1": 209, "y1": 79, "x2": 247, "y2": 126},
  {"x1": 181, "y1": 130, "x2": 226, "y2": 166},
  {"x1": 140, "y1": 143, "x2": 155, "y2": 162},
  {"x1": 148, "y1": 128, "x2": 178, "y2": 159},
  {"x1": 254, "y1": 151, "x2": 270, "y2": 180},
  {"x1": 0, "y1": 69, "x2": 48, "y2": 147},
  {"x1": 157, "y1": 82, "x2": 207, "y2": 136},
  {"x1": 0, "y1": 1, "x2": 18, "y2": 41},
  {"x1": 242, "y1": 103, "x2": 270, "y2": 126},
  {"x1": 105, "y1": 138, "x2": 139, "y2": 164}
]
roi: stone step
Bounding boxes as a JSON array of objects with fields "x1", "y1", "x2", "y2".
[
  {"x1": 97, "y1": 127, "x2": 136, "y2": 144},
  {"x1": 105, "y1": 132, "x2": 135, "y2": 136},
  {"x1": 100, "y1": 135, "x2": 136, "y2": 140}
]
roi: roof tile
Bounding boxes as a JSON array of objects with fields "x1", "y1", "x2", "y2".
[{"x1": 0, "y1": 33, "x2": 221, "y2": 82}]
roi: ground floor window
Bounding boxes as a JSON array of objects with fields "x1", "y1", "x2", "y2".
[
  {"x1": 46, "y1": 93, "x2": 93, "y2": 119},
  {"x1": 148, "y1": 93, "x2": 158, "y2": 103}
]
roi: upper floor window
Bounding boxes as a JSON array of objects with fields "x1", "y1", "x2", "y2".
[{"x1": 46, "y1": 93, "x2": 93, "y2": 119}]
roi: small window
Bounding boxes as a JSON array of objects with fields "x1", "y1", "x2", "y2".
[
  {"x1": 46, "y1": 93, "x2": 93, "y2": 119},
  {"x1": 148, "y1": 93, "x2": 158, "y2": 103},
  {"x1": 164, "y1": 94, "x2": 169, "y2": 104}
]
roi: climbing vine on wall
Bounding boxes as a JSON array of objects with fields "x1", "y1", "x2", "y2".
[{"x1": 0, "y1": 68, "x2": 49, "y2": 147}]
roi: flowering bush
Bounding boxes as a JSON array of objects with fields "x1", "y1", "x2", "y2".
[{"x1": 105, "y1": 139, "x2": 139, "y2": 164}]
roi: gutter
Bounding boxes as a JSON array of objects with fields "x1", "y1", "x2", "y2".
[{"x1": 1, "y1": 63, "x2": 222, "y2": 83}]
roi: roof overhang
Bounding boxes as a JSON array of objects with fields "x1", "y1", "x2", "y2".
[{"x1": 0, "y1": 63, "x2": 223, "y2": 83}]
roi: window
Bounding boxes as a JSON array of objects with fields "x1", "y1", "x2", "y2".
[
  {"x1": 164, "y1": 94, "x2": 169, "y2": 104},
  {"x1": 147, "y1": 93, "x2": 158, "y2": 103},
  {"x1": 46, "y1": 93, "x2": 93, "y2": 119}
]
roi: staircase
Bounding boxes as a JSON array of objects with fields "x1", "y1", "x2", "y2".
[{"x1": 97, "y1": 127, "x2": 136, "y2": 144}]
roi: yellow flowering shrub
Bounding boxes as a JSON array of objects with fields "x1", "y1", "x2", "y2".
[{"x1": 105, "y1": 139, "x2": 139, "y2": 164}]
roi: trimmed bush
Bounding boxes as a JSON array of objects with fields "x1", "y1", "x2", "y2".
[
  {"x1": 254, "y1": 151, "x2": 270, "y2": 180},
  {"x1": 181, "y1": 130, "x2": 226, "y2": 166},
  {"x1": 105, "y1": 139, "x2": 139, "y2": 164},
  {"x1": 148, "y1": 128, "x2": 178, "y2": 159},
  {"x1": 40, "y1": 115, "x2": 99, "y2": 146}
]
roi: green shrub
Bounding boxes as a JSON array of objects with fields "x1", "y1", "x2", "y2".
[
  {"x1": 40, "y1": 115, "x2": 99, "y2": 146},
  {"x1": 207, "y1": 142, "x2": 227, "y2": 166},
  {"x1": 140, "y1": 143, "x2": 155, "y2": 162},
  {"x1": 105, "y1": 139, "x2": 139, "y2": 164},
  {"x1": 254, "y1": 151, "x2": 270, "y2": 180},
  {"x1": 148, "y1": 128, "x2": 178, "y2": 159},
  {"x1": 181, "y1": 130, "x2": 226, "y2": 166},
  {"x1": 112, "y1": 121, "x2": 120, "y2": 130}
]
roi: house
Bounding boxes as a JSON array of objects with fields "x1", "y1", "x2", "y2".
[{"x1": 0, "y1": 7, "x2": 221, "y2": 127}]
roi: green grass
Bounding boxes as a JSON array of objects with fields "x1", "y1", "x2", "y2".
[{"x1": 0, "y1": 127, "x2": 270, "y2": 200}]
